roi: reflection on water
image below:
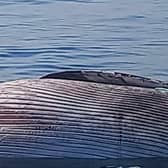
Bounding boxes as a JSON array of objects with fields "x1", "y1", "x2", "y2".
[{"x1": 0, "y1": 0, "x2": 168, "y2": 82}]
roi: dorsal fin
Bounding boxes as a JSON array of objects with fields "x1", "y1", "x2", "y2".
[{"x1": 41, "y1": 70, "x2": 168, "y2": 89}]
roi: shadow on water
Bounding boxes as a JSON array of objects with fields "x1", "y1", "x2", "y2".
[{"x1": 0, "y1": 157, "x2": 168, "y2": 168}]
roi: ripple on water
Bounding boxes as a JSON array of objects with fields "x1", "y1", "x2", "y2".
[{"x1": 0, "y1": 0, "x2": 168, "y2": 82}]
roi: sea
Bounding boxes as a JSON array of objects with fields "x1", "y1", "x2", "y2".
[{"x1": 0, "y1": 0, "x2": 168, "y2": 82}]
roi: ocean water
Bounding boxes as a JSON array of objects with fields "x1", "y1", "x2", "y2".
[
  {"x1": 0, "y1": 1, "x2": 168, "y2": 167},
  {"x1": 0, "y1": 0, "x2": 168, "y2": 82}
]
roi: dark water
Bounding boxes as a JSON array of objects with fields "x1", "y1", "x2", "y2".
[
  {"x1": 0, "y1": 0, "x2": 168, "y2": 82},
  {"x1": 1, "y1": 158, "x2": 168, "y2": 168}
]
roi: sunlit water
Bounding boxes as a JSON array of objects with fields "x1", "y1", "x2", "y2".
[{"x1": 0, "y1": 0, "x2": 168, "y2": 82}]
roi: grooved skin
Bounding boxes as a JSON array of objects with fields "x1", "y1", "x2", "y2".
[{"x1": 0, "y1": 79, "x2": 168, "y2": 158}]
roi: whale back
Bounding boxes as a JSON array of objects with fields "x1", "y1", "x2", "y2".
[
  {"x1": 41, "y1": 71, "x2": 168, "y2": 89},
  {"x1": 0, "y1": 72, "x2": 168, "y2": 158}
]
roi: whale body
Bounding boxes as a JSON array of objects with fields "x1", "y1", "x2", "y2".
[{"x1": 0, "y1": 71, "x2": 168, "y2": 158}]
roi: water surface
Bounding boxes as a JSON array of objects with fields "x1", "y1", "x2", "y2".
[{"x1": 0, "y1": 0, "x2": 168, "y2": 82}]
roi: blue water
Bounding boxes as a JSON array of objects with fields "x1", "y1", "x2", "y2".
[{"x1": 0, "y1": 0, "x2": 168, "y2": 82}]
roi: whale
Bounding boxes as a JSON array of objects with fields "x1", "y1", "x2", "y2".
[{"x1": 0, "y1": 71, "x2": 168, "y2": 159}]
